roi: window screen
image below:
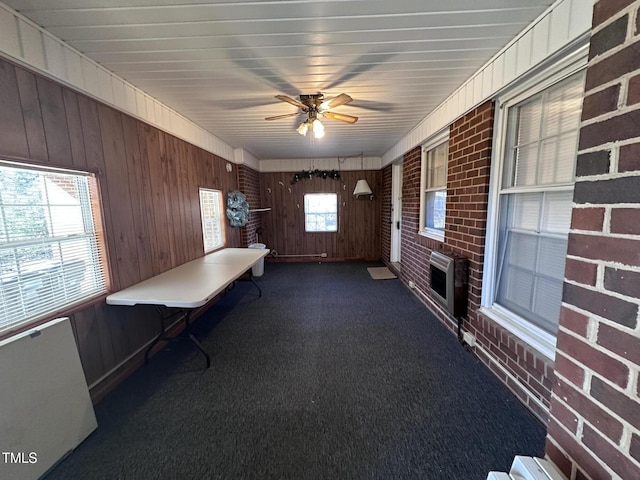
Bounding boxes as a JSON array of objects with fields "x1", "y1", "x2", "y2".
[{"x1": 199, "y1": 188, "x2": 225, "y2": 253}]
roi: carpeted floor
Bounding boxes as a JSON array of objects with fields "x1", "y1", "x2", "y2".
[{"x1": 46, "y1": 262, "x2": 545, "y2": 480}]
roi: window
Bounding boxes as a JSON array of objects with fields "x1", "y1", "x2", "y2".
[
  {"x1": 419, "y1": 133, "x2": 449, "y2": 240},
  {"x1": 0, "y1": 162, "x2": 108, "y2": 334},
  {"x1": 482, "y1": 69, "x2": 585, "y2": 356},
  {"x1": 304, "y1": 193, "x2": 338, "y2": 232},
  {"x1": 199, "y1": 188, "x2": 225, "y2": 253}
]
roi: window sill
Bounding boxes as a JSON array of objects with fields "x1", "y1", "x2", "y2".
[
  {"x1": 418, "y1": 229, "x2": 445, "y2": 242},
  {"x1": 479, "y1": 305, "x2": 557, "y2": 361}
]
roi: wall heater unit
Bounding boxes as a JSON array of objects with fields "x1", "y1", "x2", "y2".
[
  {"x1": 486, "y1": 456, "x2": 565, "y2": 480},
  {"x1": 0, "y1": 317, "x2": 97, "y2": 480},
  {"x1": 429, "y1": 250, "x2": 468, "y2": 317}
]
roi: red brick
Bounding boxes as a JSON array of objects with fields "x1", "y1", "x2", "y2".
[
  {"x1": 564, "y1": 258, "x2": 598, "y2": 286},
  {"x1": 582, "y1": 84, "x2": 621, "y2": 120},
  {"x1": 628, "y1": 73, "x2": 640, "y2": 105},
  {"x1": 550, "y1": 397, "x2": 579, "y2": 434},
  {"x1": 554, "y1": 378, "x2": 624, "y2": 443},
  {"x1": 631, "y1": 433, "x2": 640, "y2": 463},
  {"x1": 593, "y1": 0, "x2": 635, "y2": 27},
  {"x1": 563, "y1": 282, "x2": 638, "y2": 328},
  {"x1": 545, "y1": 438, "x2": 573, "y2": 480},
  {"x1": 619, "y1": 142, "x2": 640, "y2": 172},
  {"x1": 554, "y1": 352, "x2": 585, "y2": 388},
  {"x1": 546, "y1": 418, "x2": 612, "y2": 480},
  {"x1": 556, "y1": 330, "x2": 630, "y2": 388},
  {"x1": 590, "y1": 375, "x2": 640, "y2": 429},
  {"x1": 610, "y1": 208, "x2": 640, "y2": 234},
  {"x1": 579, "y1": 108, "x2": 640, "y2": 150},
  {"x1": 567, "y1": 233, "x2": 640, "y2": 268},
  {"x1": 582, "y1": 424, "x2": 640, "y2": 479},
  {"x1": 575, "y1": 150, "x2": 611, "y2": 178},
  {"x1": 589, "y1": 14, "x2": 628, "y2": 59},
  {"x1": 559, "y1": 307, "x2": 590, "y2": 337},
  {"x1": 585, "y1": 39, "x2": 640, "y2": 91},
  {"x1": 597, "y1": 322, "x2": 640, "y2": 364}
]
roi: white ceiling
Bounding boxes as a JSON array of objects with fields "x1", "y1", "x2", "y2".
[{"x1": 5, "y1": 0, "x2": 556, "y2": 160}]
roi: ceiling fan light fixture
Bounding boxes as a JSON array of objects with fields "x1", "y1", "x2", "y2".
[
  {"x1": 297, "y1": 121, "x2": 309, "y2": 136},
  {"x1": 312, "y1": 119, "x2": 325, "y2": 138}
]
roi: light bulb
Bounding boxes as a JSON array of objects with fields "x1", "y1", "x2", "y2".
[
  {"x1": 297, "y1": 121, "x2": 308, "y2": 136},
  {"x1": 312, "y1": 119, "x2": 325, "y2": 138}
]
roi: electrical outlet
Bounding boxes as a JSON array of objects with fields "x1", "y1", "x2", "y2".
[
  {"x1": 463, "y1": 331, "x2": 476, "y2": 347},
  {"x1": 408, "y1": 281, "x2": 415, "y2": 289}
]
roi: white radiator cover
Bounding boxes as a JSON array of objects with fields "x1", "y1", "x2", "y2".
[
  {"x1": 0, "y1": 317, "x2": 97, "y2": 480},
  {"x1": 487, "y1": 456, "x2": 566, "y2": 480}
]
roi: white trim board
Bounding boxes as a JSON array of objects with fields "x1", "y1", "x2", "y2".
[{"x1": 381, "y1": 0, "x2": 594, "y2": 166}]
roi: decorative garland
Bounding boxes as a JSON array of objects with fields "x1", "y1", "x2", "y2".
[{"x1": 291, "y1": 169, "x2": 341, "y2": 185}]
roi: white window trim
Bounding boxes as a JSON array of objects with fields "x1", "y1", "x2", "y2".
[
  {"x1": 304, "y1": 193, "x2": 338, "y2": 233},
  {"x1": 199, "y1": 188, "x2": 225, "y2": 253},
  {"x1": 481, "y1": 45, "x2": 588, "y2": 360},
  {"x1": 419, "y1": 130, "x2": 449, "y2": 242}
]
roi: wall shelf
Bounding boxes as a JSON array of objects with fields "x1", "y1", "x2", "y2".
[{"x1": 249, "y1": 208, "x2": 271, "y2": 213}]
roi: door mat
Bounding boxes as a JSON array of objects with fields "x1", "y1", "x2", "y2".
[{"x1": 367, "y1": 267, "x2": 397, "y2": 280}]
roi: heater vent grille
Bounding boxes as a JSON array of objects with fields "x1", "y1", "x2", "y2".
[{"x1": 429, "y1": 251, "x2": 468, "y2": 317}]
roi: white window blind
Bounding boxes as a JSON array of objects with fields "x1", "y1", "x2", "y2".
[
  {"x1": 199, "y1": 188, "x2": 225, "y2": 253},
  {"x1": 0, "y1": 163, "x2": 108, "y2": 334},
  {"x1": 495, "y1": 72, "x2": 584, "y2": 334},
  {"x1": 304, "y1": 193, "x2": 338, "y2": 232}
]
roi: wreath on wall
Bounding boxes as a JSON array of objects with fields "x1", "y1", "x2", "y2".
[
  {"x1": 226, "y1": 190, "x2": 249, "y2": 227},
  {"x1": 291, "y1": 169, "x2": 341, "y2": 185}
]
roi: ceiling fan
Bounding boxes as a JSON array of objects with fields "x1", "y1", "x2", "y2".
[{"x1": 265, "y1": 93, "x2": 358, "y2": 138}]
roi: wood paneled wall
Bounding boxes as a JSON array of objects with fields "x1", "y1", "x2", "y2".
[
  {"x1": 260, "y1": 171, "x2": 381, "y2": 261},
  {"x1": 0, "y1": 58, "x2": 240, "y2": 398}
]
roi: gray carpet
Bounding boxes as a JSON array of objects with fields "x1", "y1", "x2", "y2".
[{"x1": 46, "y1": 262, "x2": 545, "y2": 480}]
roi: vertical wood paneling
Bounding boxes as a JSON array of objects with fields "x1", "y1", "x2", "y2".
[
  {"x1": 15, "y1": 68, "x2": 48, "y2": 162},
  {"x1": 0, "y1": 56, "x2": 239, "y2": 398},
  {"x1": 260, "y1": 171, "x2": 381, "y2": 261},
  {"x1": 0, "y1": 61, "x2": 29, "y2": 157},
  {"x1": 62, "y1": 89, "x2": 88, "y2": 169},
  {"x1": 36, "y1": 77, "x2": 73, "y2": 167},
  {"x1": 98, "y1": 104, "x2": 141, "y2": 288}
]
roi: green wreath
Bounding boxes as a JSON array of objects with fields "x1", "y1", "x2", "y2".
[{"x1": 226, "y1": 190, "x2": 249, "y2": 227}]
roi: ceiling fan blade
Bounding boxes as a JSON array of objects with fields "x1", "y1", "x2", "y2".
[
  {"x1": 324, "y1": 93, "x2": 353, "y2": 109},
  {"x1": 265, "y1": 112, "x2": 301, "y2": 121},
  {"x1": 323, "y1": 111, "x2": 358, "y2": 124},
  {"x1": 275, "y1": 95, "x2": 306, "y2": 109}
]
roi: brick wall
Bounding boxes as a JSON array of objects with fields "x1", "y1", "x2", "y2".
[
  {"x1": 545, "y1": 1, "x2": 640, "y2": 478},
  {"x1": 386, "y1": 101, "x2": 555, "y2": 424},
  {"x1": 381, "y1": 164, "x2": 392, "y2": 264},
  {"x1": 237, "y1": 164, "x2": 262, "y2": 247}
]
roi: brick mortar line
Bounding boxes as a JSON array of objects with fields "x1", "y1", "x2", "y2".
[
  {"x1": 580, "y1": 99, "x2": 640, "y2": 127},
  {"x1": 567, "y1": 229, "x2": 640, "y2": 242},
  {"x1": 591, "y1": 2, "x2": 639, "y2": 36},
  {"x1": 557, "y1": 321, "x2": 640, "y2": 378},
  {"x1": 574, "y1": 170, "x2": 640, "y2": 182},
  {"x1": 577, "y1": 137, "x2": 640, "y2": 155},
  {"x1": 562, "y1": 280, "x2": 640, "y2": 317},
  {"x1": 549, "y1": 383, "x2": 638, "y2": 463}
]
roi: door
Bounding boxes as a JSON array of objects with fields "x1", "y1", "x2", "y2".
[{"x1": 390, "y1": 162, "x2": 402, "y2": 263}]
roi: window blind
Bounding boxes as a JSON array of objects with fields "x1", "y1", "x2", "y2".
[{"x1": 0, "y1": 164, "x2": 108, "y2": 333}]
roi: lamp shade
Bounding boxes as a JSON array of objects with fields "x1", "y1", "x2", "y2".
[{"x1": 353, "y1": 179, "x2": 373, "y2": 197}]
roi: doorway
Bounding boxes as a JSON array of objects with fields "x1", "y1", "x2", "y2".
[{"x1": 390, "y1": 162, "x2": 403, "y2": 267}]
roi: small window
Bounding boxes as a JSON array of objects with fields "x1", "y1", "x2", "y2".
[
  {"x1": 420, "y1": 138, "x2": 448, "y2": 239},
  {"x1": 304, "y1": 193, "x2": 338, "y2": 232},
  {"x1": 199, "y1": 188, "x2": 225, "y2": 253},
  {"x1": 0, "y1": 162, "x2": 109, "y2": 334}
]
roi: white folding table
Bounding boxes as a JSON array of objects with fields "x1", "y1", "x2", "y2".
[{"x1": 106, "y1": 247, "x2": 269, "y2": 368}]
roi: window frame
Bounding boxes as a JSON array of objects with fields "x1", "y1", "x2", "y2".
[
  {"x1": 419, "y1": 130, "x2": 449, "y2": 241},
  {"x1": 304, "y1": 193, "x2": 338, "y2": 233},
  {"x1": 199, "y1": 188, "x2": 226, "y2": 254},
  {"x1": 480, "y1": 47, "x2": 588, "y2": 360},
  {"x1": 0, "y1": 160, "x2": 110, "y2": 336}
]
